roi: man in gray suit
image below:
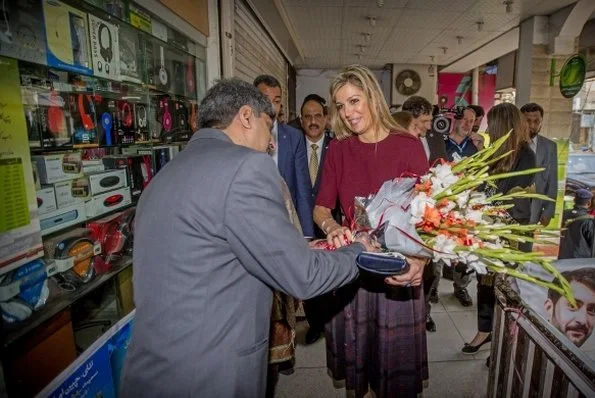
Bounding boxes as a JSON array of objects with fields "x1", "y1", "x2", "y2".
[
  {"x1": 521, "y1": 103, "x2": 558, "y2": 232},
  {"x1": 120, "y1": 79, "x2": 379, "y2": 397}
]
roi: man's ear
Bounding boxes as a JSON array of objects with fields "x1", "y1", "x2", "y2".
[
  {"x1": 238, "y1": 105, "x2": 253, "y2": 129},
  {"x1": 544, "y1": 299, "x2": 554, "y2": 321}
]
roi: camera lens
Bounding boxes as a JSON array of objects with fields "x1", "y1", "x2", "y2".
[{"x1": 432, "y1": 115, "x2": 451, "y2": 135}]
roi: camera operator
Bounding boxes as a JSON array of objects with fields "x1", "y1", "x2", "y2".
[
  {"x1": 442, "y1": 106, "x2": 477, "y2": 306},
  {"x1": 445, "y1": 107, "x2": 477, "y2": 161}
]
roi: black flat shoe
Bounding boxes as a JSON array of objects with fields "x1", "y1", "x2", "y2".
[
  {"x1": 305, "y1": 328, "x2": 321, "y2": 345},
  {"x1": 426, "y1": 316, "x2": 436, "y2": 332},
  {"x1": 461, "y1": 334, "x2": 492, "y2": 354}
]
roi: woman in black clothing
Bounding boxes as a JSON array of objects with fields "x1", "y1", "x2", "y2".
[{"x1": 462, "y1": 103, "x2": 536, "y2": 355}]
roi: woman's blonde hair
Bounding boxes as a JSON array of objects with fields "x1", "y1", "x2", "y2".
[
  {"x1": 486, "y1": 102, "x2": 530, "y2": 174},
  {"x1": 329, "y1": 65, "x2": 402, "y2": 140}
]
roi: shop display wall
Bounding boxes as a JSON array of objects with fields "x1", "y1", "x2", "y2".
[{"x1": 0, "y1": 0, "x2": 206, "y2": 395}]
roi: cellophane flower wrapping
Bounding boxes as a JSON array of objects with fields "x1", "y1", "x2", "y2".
[{"x1": 348, "y1": 132, "x2": 575, "y2": 305}]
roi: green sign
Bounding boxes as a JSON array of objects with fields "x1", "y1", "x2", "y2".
[{"x1": 559, "y1": 54, "x2": 586, "y2": 98}]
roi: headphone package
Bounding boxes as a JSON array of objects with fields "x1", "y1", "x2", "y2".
[
  {"x1": 115, "y1": 100, "x2": 136, "y2": 144},
  {"x1": 68, "y1": 93, "x2": 99, "y2": 147},
  {"x1": 0, "y1": 0, "x2": 47, "y2": 65},
  {"x1": 0, "y1": 259, "x2": 50, "y2": 324},
  {"x1": 93, "y1": 95, "x2": 116, "y2": 146},
  {"x1": 118, "y1": 25, "x2": 142, "y2": 84},
  {"x1": 89, "y1": 14, "x2": 120, "y2": 80},
  {"x1": 42, "y1": 0, "x2": 93, "y2": 75},
  {"x1": 173, "y1": 100, "x2": 191, "y2": 141},
  {"x1": 87, "y1": 207, "x2": 135, "y2": 270},
  {"x1": 134, "y1": 103, "x2": 150, "y2": 142},
  {"x1": 153, "y1": 43, "x2": 171, "y2": 92}
]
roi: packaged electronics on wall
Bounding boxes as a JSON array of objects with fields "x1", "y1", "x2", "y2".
[
  {"x1": 92, "y1": 95, "x2": 116, "y2": 146},
  {"x1": 149, "y1": 145, "x2": 179, "y2": 174},
  {"x1": 43, "y1": 228, "x2": 101, "y2": 291},
  {"x1": 54, "y1": 178, "x2": 88, "y2": 209},
  {"x1": 154, "y1": 43, "x2": 171, "y2": 92},
  {"x1": 23, "y1": 86, "x2": 74, "y2": 149},
  {"x1": 157, "y1": 95, "x2": 173, "y2": 137},
  {"x1": 68, "y1": 93, "x2": 99, "y2": 147},
  {"x1": 115, "y1": 100, "x2": 135, "y2": 144},
  {"x1": 134, "y1": 103, "x2": 149, "y2": 142},
  {"x1": 85, "y1": 186, "x2": 132, "y2": 218},
  {"x1": 37, "y1": 186, "x2": 57, "y2": 215},
  {"x1": 87, "y1": 207, "x2": 135, "y2": 268},
  {"x1": 0, "y1": 0, "x2": 47, "y2": 65},
  {"x1": 89, "y1": 15, "x2": 119, "y2": 80},
  {"x1": 42, "y1": 0, "x2": 93, "y2": 75},
  {"x1": 33, "y1": 152, "x2": 83, "y2": 184},
  {"x1": 102, "y1": 155, "x2": 152, "y2": 199},
  {"x1": 118, "y1": 25, "x2": 143, "y2": 84},
  {"x1": 86, "y1": 168, "x2": 128, "y2": 196},
  {"x1": 173, "y1": 100, "x2": 190, "y2": 140},
  {"x1": 40, "y1": 202, "x2": 87, "y2": 236},
  {"x1": 0, "y1": 259, "x2": 50, "y2": 324}
]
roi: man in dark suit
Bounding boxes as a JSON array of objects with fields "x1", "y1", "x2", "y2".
[
  {"x1": 120, "y1": 79, "x2": 378, "y2": 397},
  {"x1": 521, "y1": 103, "x2": 558, "y2": 235},
  {"x1": 300, "y1": 94, "x2": 336, "y2": 344},
  {"x1": 402, "y1": 96, "x2": 448, "y2": 165},
  {"x1": 255, "y1": 75, "x2": 315, "y2": 237}
]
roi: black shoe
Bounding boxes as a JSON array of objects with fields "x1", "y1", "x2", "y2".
[
  {"x1": 429, "y1": 288, "x2": 439, "y2": 303},
  {"x1": 278, "y1": 360, "x2": 295, "y2": 375},
  {"x1": 305, "y1": 328, "x2": 321, "y2": 345},
  {"x1": 426, "y1": 316, "x2": 436, "y2": 332},
  {"x1": 461, "y1": 334, "x2": 492, "y2": 354},
  {"x1": 454, "y1": 288, "x2": 473, "y2": 307}
]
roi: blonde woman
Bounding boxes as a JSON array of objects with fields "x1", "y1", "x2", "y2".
[{"x1": 314, "y1": 65, "x2": 429, "y2": 397}]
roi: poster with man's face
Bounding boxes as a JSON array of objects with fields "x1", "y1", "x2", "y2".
[{"x1": 516, "y1": 259, "x2": 595, "y2": 363}]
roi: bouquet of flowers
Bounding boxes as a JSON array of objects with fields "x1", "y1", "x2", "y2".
[{"x1": 349, "y1": 132, "x2": 575, "y2": 305}]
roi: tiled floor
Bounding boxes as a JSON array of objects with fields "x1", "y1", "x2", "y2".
[{"x1": 276, "y1": 276, "x2": 490, "y2": 397}]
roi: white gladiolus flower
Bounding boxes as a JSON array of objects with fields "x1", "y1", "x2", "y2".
[
  {"x1": 465, "y1": 209, "x2": 485, "y2": 224},
  {"x1": 456, "y1": 191, "x2": 470, "y2": 208},
  {"x1": 433, "y1": 164, "x2": 459, "y2": 188},
  {"x1": 410, "y1": 192, "x2": 436, "y2": 225},
  {"x1": 432, "y1": 235, "x2": 458, "y2": 266}
]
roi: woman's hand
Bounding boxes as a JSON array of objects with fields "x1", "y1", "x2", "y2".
[
  {"x1": 384, "y1": 256, "x2": 428, "y2": 287},
  {"x1": 326, "y1": 223, "x2": 353, "y2": 248}
]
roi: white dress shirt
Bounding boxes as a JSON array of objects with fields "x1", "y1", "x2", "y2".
[
  {"x1": 420, "y1": 136, "x2": 431, "y2": 160},
  {"x1": 270, "y1": 120, "x2": 279, "y2": 165},
  {"x1": 306, "y1": 135, "x2": 324, "y2": 166}
]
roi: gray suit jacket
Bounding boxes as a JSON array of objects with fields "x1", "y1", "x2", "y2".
[
  {"x1": 530, "y1": 135, "x2": 558, "y2": 224},
  {"x1": 120, "y1": 129, "x2": 362, "y2": 398}
]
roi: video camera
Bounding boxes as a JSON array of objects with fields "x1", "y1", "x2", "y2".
[{"x1": 431, "y1": 105, "x2": 467, "y2": 136}]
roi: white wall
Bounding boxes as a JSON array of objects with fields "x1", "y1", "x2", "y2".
[
  {"x1": 392, "y1": 64, "x2": 437, "y2": 106},
  {"x1": 295, "y1": 68, "x2": 391, "y2": 115}
]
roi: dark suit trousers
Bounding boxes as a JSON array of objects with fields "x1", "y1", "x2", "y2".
[{"x1": 477, "y1": 274, "x2": 496, "y2": 333}]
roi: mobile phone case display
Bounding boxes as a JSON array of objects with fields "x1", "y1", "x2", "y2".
[
  {"x1": 0, "y1": 259, "x2": 49, "y2": 324},
  {"x1": 42, "y1": 0, "x2": 92, "y2": 75},
  {"x1": 89, "y1": 15, "x2": 119, "y2": 80},
  {"x1": 0, "y1": 0, "x2": 47, "y2": 65}
]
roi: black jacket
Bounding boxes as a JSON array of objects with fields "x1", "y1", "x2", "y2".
[{"x1": 559, "y1": 206, "x2": 595, "y2": 259}]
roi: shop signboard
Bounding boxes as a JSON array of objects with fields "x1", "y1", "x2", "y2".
[
  {"x1": 39, "y1": 311, "x2": 135, "y2": 398},
  {"x1": 559, "y1": 55, "x2": 587, "y2": 99}
]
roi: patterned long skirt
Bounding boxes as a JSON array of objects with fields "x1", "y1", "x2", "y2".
[{"x1": 325, "y1": 276, "x2": 429, "y2": 397}]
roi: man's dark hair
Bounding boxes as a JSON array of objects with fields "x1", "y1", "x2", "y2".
[
  {"x1": 520, "y1": 102, "x2": 544, "y2": 117},
  {"x1": 467, "y1": 105, "x2": 485, "y2": 118},
  {"x1": 198, "y1": 78, "x2": 275, "y2": 129},
  {"x1": 547, "y1": 267, "x2": 595, "y2": 305},
  {"x1": 576, "y1": 197, "x2": 592, "y2": 207},
  {"x1": 401, "y1": 96, "x2": 432, "y2": 119},
  {"x1": 253, "y1": 74, "x2": 281, "y2": 89},
  {"x1": 300, "y1": 94, "x2": 326, "y2": 115}
]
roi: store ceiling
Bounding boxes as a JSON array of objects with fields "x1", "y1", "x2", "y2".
[{"x1": 277, "y1": 0, "x2": 580, "y2": 69}]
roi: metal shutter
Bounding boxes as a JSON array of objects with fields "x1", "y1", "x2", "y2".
[{"x1": 234, "y1": 0, "x2": 288, "y2": 114}]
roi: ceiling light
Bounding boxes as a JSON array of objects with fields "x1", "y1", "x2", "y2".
[
  {"x1": 476, "y1": 19, "x2": 484, "y2": 32},
  {"x1": 368, "y1": 16, "x2": 377, "y2": 27},
  {"x1": 440, "y1": 46, "x2": 448, "y2": 55},
  {"x1": 456, "y1": 36, "x2": 463, "y2": 45},
  {"x1": 362, "y1": 32, "x2": 371, "y2": 43},
  {"x1": 377, "y1": 0, "x2": 384, "y2": 7},
  {"x1": 503, "y1": 0, "x2": 513, "y2": 13}
]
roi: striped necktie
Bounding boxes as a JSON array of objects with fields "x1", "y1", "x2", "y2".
[{"x1": 309, "y1": 144, "x2": 319, "y2": 186}]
